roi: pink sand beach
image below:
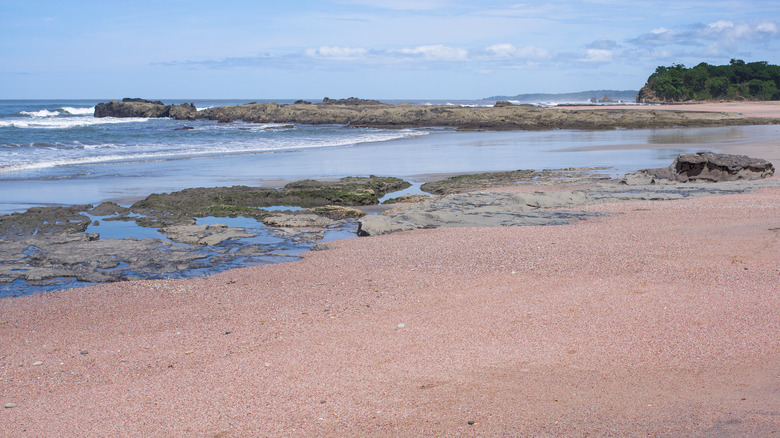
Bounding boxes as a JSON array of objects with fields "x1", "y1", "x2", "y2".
[{"x1": 1, "y1": 102, "x2": 779, "y2": 436}]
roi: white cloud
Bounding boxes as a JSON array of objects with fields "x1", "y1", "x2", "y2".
[
  {"x1": 631, "y1": 20, "x2": 780, "y2": 51},
  {"x1": 650, "y1": 27, "x2": 673, "y2": 35},
  {"x1": 395, "y1": 44, "x2": 468, "y2": 60},
  {"x1": 704, "y1": 20, "x2": 734, "y2": 34},
  {"x1": 304, "y1": 46, "x2": 368, "y2": 59},
  {"x1": 583, "y1": 49, "x2": 613, "y2": 62},
  {"x1": 486, "y1": 43, "x2": 549, "y2": 59},
  {"x1": 757, "y1": 22, "x2": 778, "y2": 35}
]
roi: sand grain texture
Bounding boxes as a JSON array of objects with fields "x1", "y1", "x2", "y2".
[{"x1": 1, "y1": 184, "x2": 779, "y2": 437}]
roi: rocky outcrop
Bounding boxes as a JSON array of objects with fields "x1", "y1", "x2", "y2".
[
  {"x1": 320, "y1": 97, "x2": 385, "y2": 105},
  {"x1": 0, "y1": 205, "x2": 92, "y2": 238},
  {"x1": 130, "y1": 176, "x2": 409, "y2": 227},
  {"x1": 357, "y1": 191, "x2": 599, "y2": 236},
  {"x1": 357, "y1": 215, "x2": 421, "y2": 236},
  {"x1": 420, "y1": 168, "x2": 610, "y2": 195},
  {"x1": 636, "y1": 86, "x2": 659, "y2": 103},
  {"x1": 94, "y1": 99, "x2": 780, "y2": 130},
  {"x1": 357, "y1": 155, "x2": 779, "y2": 236},
  {"x1": 262, "y1": 214, "x2": 335, "y2": 228},
  {"x1": 628, "y1": 152, "x2": 775, "y2": 183},
  {"x1": 0, "y1": 234, "x2": 208, "y2": 284},
  {"x1": 158, "y1": 224, "x2": 257, "y2": 246},
  {"x1": 94, "y1": 99, "x2": 198, "y2": 119}
]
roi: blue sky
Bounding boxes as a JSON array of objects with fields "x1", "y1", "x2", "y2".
[{"x1": 1, "y1": 0, "x2": 778, "y2": 99}]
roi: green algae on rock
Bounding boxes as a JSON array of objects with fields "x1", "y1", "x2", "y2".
[{"x1": 131, "y1": 176, "x2": 410, "y2": 226}]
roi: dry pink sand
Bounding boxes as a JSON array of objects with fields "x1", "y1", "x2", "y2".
[{"x1": 1, "y1": 181, "x2": 779, "y2": 436}]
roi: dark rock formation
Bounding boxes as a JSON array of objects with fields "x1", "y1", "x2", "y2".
[
  {"x1": 123, "y1": 98, "x2": 164, "y2": 105},
  {"x1": 494, "y1": 101, "x2": 513, "y2": 107},
  {"x1": 94, "y1": 98, "x2": 780, "y2": 130},
  {"x1": 636, "y1": 86, "x2": 665, "y2": 103},
  {"x1": 320, "y1": 97, "x2": 385, "y2": 105},
  {"x1": 0, "y1": 176, "x2": 411, "y2": 287},
  {"x1": 127, "y1": 176, "x2": 409, "y2": 227},
  {"x1": 629, "y1": 152, "x2": 775, "y2": 182},
  {"x1": 94, "y1": 100, "x2": 198, "y2": 120},
  {"x1": 0, "y1": 205, "x2": 92, "y2": 238}
]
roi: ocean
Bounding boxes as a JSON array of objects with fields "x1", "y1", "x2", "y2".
[{"x1": 2, "y1": 99, "x2": 778, "y2": 295}]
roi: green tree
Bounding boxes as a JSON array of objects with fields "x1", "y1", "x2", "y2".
[{"x1": 641, "y1": 60, "x2": 780, "y2": 101}]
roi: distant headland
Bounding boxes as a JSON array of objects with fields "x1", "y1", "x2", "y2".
[
  {"x1": 637, "y1": 59, "x2": 780, "y2": 103},
  {"x1": 484, "y1": 90, "x2": 639, "y2": 104}
]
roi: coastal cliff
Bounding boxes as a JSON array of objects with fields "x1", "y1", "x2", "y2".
[
  {"x1": 94, "y1": 98, "x2": 780, "y2": 130},
  {"x1": 636, "y1": 60, "x2": 780, "y2": 103}
]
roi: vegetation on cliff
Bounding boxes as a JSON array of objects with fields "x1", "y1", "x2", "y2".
[{"x1": 637, "y1": 59, "x2": 780, "y2": 103}]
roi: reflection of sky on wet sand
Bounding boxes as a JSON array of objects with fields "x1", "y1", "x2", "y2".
[{"x1": 1, "y1": 125, "x2": 779, "y2": 215}]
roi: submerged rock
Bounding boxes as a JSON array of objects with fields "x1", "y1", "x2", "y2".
[{"x1": 0, "y1": 205, "x2": 93, "y2": 239}]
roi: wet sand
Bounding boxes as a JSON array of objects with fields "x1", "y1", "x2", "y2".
[
  {"x1": 563, "y1": 102, "x2": 780, "y2": 165},
  {"x1": 569, "y1": 101, "x2": 780, "y2": 119},
  {"x1": 1, "y1": 102, "x2": 779, "y2": 436}
]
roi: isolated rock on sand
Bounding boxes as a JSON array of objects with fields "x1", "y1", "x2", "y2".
[
  {"x1": 357, "y1": 215, "x2": 420, "y2": 236},
  {"x1": 628, "y1": 152, "x2": 775, "y2": 183}
]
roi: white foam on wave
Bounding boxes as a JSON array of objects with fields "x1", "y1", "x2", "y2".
[
  {"x1": 61, "y1": 106, "x2": 95, "y2": 115},
  {"x1": 0, "y1": 128, "x2": 429, "y2": 174},
  {"x1": 455, "y1": 103, "x2": 493, "y2": 108},
  {"x1": 20, "y1": 109, "x2": 60, "y2": 118},
  {"x1": 195, "y1": 122, "x2": 296, "y2": 133},
  {"x1": 0, "y1": 116, "x2": 149, "y2": 129}
]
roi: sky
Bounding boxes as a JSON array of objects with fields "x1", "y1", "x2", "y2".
[{"x1": 1, "y1": 0, "x2": 779, "y2": 99}]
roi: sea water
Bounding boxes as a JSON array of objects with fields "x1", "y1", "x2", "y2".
[
  {"x1": 2, "y1": 99, "x2": 779, "y2": 294},
  {"x1": 4, "y1": 99, "x2": 779, "y2": 213}
]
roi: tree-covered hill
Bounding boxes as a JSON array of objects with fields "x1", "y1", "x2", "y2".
[{"x1": 637, "y1": 59, "x2": 780, "y2": 103}]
